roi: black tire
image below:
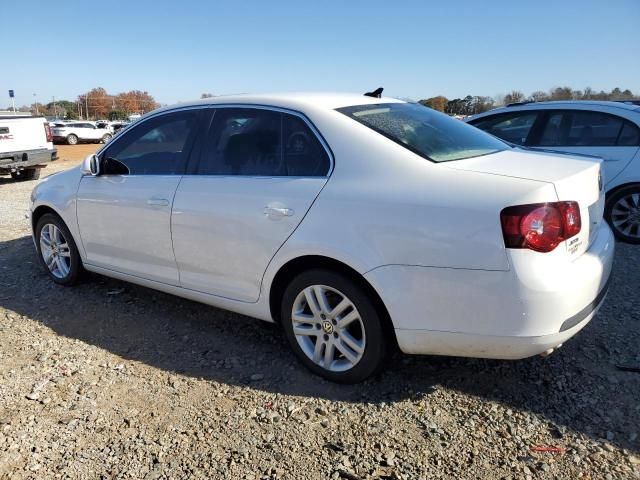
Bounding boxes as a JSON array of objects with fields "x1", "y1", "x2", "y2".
[
  {"x1": 101, "y1": 134, "x2": 112, "y2": 144},
  {"x1": 67, "y1": 134, "x2": 78, "y2": 145},
  {"x1": 280, "y1": 269, "x2": 387, "y2": 383},
  {"x1": 605, "y1": 184, "x2": 640, "y2": 244},
  {"x1": 35, "y1": 213, "x2": 83, "y2": 285},
  {"x1": 10, "y1": 168, "x2": 40, "y2": 181}
]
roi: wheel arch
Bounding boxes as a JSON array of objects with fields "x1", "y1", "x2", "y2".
[
  {"x1": 31, "y1": 204, "x2": 63, "y2": 234},
  {"x1": 605, "y1": 181, "x2": 640, "y2": 203},
  {"x1": 268, "y1": 255, "x2": 398, "y2": 349}
]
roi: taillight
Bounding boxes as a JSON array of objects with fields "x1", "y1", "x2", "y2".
[
  {"x1": 44, "y1": 123, "x2": 52, "y2": 142},
  {"x1": 500, "y1": 201, "x2": 581, "y2": 253}
]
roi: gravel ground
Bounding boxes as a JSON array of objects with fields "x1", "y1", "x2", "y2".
[{"x1": 0, "y1": 148, "x2": 639, "y2": 479}]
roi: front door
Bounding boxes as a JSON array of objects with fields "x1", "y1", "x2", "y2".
[
  {"x1": 171, "y1": 107, "x2": 332, "y2": 302},
  {"x1": 76, "y1": 109, "x2": 202, "y2": 285}
]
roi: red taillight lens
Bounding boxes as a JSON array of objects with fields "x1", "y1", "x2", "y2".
[
  {"x1": 500, "y1": 201, "x2": 581, "y2": 253},
  {"x1": 44, "y1": 123, "x2": 52, "y2": 142},
  {"x1": 558, "y1": 201, "x2": 581, "y2": 238}
]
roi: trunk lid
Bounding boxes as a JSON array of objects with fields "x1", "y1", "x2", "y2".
[{"x1": 446, "y1": 148, "x2": 605, "y2": 258}]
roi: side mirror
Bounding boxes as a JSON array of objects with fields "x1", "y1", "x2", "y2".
[
  {"x1": 81, "y1": 154, "x2": 97, "y2": 175},
  {"x1": 89, "y1": 154, "x2": 100, "y2": 175}
]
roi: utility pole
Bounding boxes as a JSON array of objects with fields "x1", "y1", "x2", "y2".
[
  {"x1": 52, "y1": 96, "x2": 58, "y2": 118},
  {"x1": 85, "y1": 93, "x2": 89, "y2": 120},
  {"x1": 33, "y1": 93, "x2": 39, "y2": 115}
]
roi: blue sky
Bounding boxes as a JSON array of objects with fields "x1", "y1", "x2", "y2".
[{"x1": 2, "y1": 0, "x2": 639, "y2": 107}]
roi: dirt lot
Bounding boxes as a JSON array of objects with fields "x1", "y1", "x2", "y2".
[{"x1": 0, "y1": 148, "x2": 639, "y2": 479}]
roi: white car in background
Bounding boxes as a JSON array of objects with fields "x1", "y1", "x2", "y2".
[
  {"x1": 51, "y1": 121, "x2": 112, "y2": 145},
  {"x1": 467, "y1": 101, "x2": 640, "y2": 243},
  {"x1": 30, "y1": 93, "x2": 613, "y2": 383}
]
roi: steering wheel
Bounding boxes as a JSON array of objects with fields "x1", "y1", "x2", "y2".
[{"x1": 286, "y1": 131, "x2": 310, "y2": 155}]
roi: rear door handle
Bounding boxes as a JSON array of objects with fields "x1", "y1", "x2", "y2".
[
  {"x1": 264, "y1": 206, "x2": 294, "y2": 218},
  {"x1": 147, "y1": 198, "x2": 169, "y2": 207}
]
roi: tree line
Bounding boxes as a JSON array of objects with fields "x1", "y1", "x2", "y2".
[
  {"x1": 6, "y1": 87, "x2": 160, "y2": 120},
  {"x1": 420, "y1": 86, "x2": 638, "y2": 116}
]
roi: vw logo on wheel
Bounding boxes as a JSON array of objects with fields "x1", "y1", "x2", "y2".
[{"x1": 322, "y1": 320, "x2": 334, "y2": 334}]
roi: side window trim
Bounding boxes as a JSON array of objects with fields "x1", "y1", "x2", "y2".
[
  {"x1": 525, "y1": 111, "x2": 550, "y2": 146},
  {"x1": 98, "y1": 107, "x2": 206, "y2": 176},
  {"x1": 190, "y1": 103, "x2": 334, "y2": 178}
]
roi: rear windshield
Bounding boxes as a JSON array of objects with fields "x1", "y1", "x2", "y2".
[{"x1": 337, "y1": 102, "x2": 508, "y2": 162}]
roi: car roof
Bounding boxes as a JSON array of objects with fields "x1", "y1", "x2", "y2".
[
  {"x1": 153, "y1": 92, "x2": 405, "y2": 116},
  {"x1": 467, "y1": 100, "x2": 640, "y2": 123},
  {"x1": 517, "y1": 100, "x2": 639, "y2": 110}
]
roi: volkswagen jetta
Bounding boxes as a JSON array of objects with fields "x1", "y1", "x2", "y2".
[{"x1": 30, "y1": 93, "x2": 614, "y2": 383}]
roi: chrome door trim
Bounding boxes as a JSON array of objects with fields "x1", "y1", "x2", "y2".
[{"x1": 97, "y1": 103, "x2": 335, "y2": 178}]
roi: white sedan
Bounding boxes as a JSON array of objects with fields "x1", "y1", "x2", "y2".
[
  {"x1": 467, "y1": 100, "x2": 640, "y2": 243},
  {"x1": 30, "y1": 93, "x2": 614, "y2": 383}
]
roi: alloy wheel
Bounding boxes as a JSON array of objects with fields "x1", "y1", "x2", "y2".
[
  {"x1": 39, "y1": 223, "x2": 71, "y2": 279},
  {"x1": 291, "y1": 285, "x2": 366, "y2": 372},
  {"x1": 611, "y1": 192, "x2": 640, "y2": 240}
]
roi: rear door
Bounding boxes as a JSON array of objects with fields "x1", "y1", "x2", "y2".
[
  {"x1": 79, "y1": 123, "x2": 101, "y2": 141},
  {"x1": 76, "y1": 109, "x2": 203, "y2": 285},
  {"x1": 530, "y1": 109, "x2": 640, "y2": 185},
  {"x1": 171, "y1": 106, "x2": 332, "y2": 302}
]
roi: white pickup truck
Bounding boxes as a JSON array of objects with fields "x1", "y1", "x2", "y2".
[{"x1": 0, "y1": 113, "x2": 57, "y2": 180}]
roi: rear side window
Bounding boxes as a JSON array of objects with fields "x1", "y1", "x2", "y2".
[
  {"x1": 197, "y1": 108, "x2": 330, "y2": 176},
  {"x1": 101, "y1": 110, "x2": 199, "y2": 175},
  {"x1": 471, "y1": 112, "x2": 538, "y2": 145},
  {"x1": 537, "y1": 110, "x2": 639, "y2": 147},
  {"x1": 283, "y1": 114, "x2": 330, "y2": 176},
  {"x1": 338, "y1": 103, "x2": 507, "y2": 162},
  {"x1": 618, "y1": 121, "x2": 640, "y2": 146}
]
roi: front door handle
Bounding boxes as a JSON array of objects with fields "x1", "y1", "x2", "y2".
[
  {"x1": 147, "y1": 198, "x2": 169, "y2": 207},
  {"x1": 264, "y1": 206, "x2": 294, "y2": 218}
]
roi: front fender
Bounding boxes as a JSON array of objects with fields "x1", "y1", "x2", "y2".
[{"x1": 30, "y1": 166, "x2": 85, "y2": 260}]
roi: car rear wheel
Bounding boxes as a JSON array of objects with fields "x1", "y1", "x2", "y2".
[
  {"x1": 10, "y1": 168, "x2": 40, "y2": 181},
  {"x1": 101, "y1": 134, "x2": 112, "y2": 143},
  {"x1": 66, "y1": 134, "x2": 78, "y2": 145},
  {"x1": 35, "y1": 213, "x2": 83, "y2": 285},
  {"x1": 605, "y1": 185, "x2": 640, "y2": 244},
  {"x1": 281, "y1": 269, "x2": 387, "y2": 383}
]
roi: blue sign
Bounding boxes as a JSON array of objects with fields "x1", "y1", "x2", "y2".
[{"x1": 8, "y1": 90, "x2": 14, "y2": 98}]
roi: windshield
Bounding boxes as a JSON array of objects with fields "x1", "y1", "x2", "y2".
[{"x1": 337, "y1": 103, "x2": 508, "y2": 162}]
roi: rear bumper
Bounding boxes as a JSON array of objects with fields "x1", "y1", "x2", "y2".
[
  {"x1": 365, "y1": 222, "x2": 615, "y2": 359},
  {"x1": 0, "y1": 148, "x2": 57, "y2": 171},
  {"x1": 395, "y1": 280, "x2": 608, "y2": 359}
]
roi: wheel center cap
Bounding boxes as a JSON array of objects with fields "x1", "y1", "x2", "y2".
[{"x1": 322, "y1": 321, "x2": 334, "y2": 334}]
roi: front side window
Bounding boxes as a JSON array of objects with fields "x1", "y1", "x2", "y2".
[
  {"x1": 338, "y1": 103, "x2": 508, "y2": 162},
  {"x1": 197, "y1": 108, "x2": 330, "y2": 176},
  {"x1": 471, "y1": 112, "x2": 538, "y2": 145},
  {"x1": 101, "y1": 110, "x2": 199, "y2": 175}
]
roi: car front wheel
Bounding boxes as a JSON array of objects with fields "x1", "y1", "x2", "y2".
[
  {"x1": 66, "y1": 134, "x2": 78, "y2": 145},
  {"x1": 605, "y1": 185, "x2": 640, "y2": 244},
  {"x1": 35, "y1": 213, "x2": 83, "y2": 285},
  {"x1": 281, "y1": 269, "x2": 387, "y2": 383}
]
